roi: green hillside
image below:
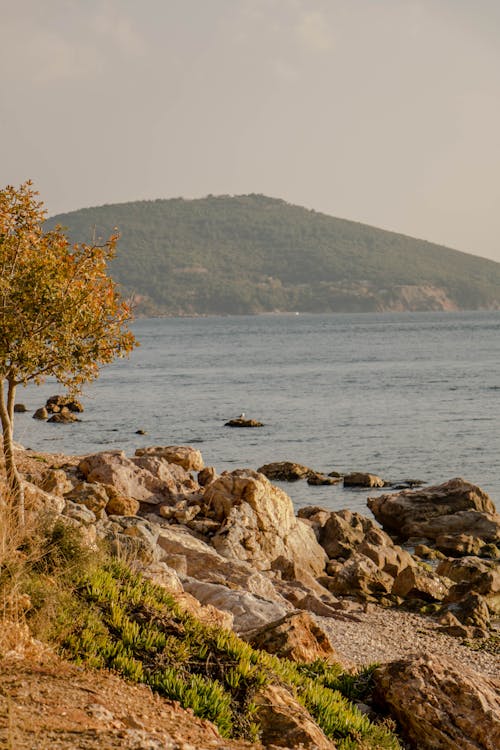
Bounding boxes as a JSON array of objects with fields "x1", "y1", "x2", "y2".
[{"x1": 46, "y1": 194, "x2": 500, "y2": 315}]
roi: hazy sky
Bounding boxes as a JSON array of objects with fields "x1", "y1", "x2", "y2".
[{"x1": 2, "y1": 0, "x2": 500, "y2": 261}]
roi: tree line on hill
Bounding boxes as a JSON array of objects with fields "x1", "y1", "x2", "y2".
[{"x1": 45, "y1": 194, "x2": 500, "y2": 315}]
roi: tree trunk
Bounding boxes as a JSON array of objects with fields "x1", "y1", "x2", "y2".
[{"x1": 0, "y1": 378, "x2": 25, "y2": 525}]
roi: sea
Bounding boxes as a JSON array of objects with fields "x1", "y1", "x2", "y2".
[{"x1": 16, "y1": 311, "x2": 500, "y2": 516}]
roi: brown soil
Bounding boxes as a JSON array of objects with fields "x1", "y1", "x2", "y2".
[{"x1": 0, "y1": 651, "x2": 262, "y2": 750}]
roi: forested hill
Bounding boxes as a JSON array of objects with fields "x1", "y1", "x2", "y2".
[{"x1": 46, "y1": 194, "x2": 500, "y2": 315}]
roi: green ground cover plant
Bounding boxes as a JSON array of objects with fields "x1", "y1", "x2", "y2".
[{"x1": 0, "y1": 515, "x2": 402, "y2": 749}]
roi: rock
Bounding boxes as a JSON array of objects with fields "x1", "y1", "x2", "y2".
[
  {"x1": 411, "y1": 511, "x2": 500, "y2": 547},
  {"x1": 242, "y1": 611, "x2": 336, "y2": 663},
  {"x1": 105, "y1": 490, "x2": 140, "y2": 517},
  {"x1": 319, "y1": 509, "x2": 377, "y2": 559},
  {"x1": 321, "y1": 553, "x2": 394, "y2": 598},
  {"x1": 134, "y1": 445, "x2": 204, "y2": 472},
  {"x1": 197, "y1": 466, "x2": 218, "y2": 486},
  {"x1": 373, "y1": 654, "x2": 500, "y2": 750},
  {"x1": 434, "y1": 532, "x2": 487, "y2": 556},
  {"x1": 204, "y1": 469, "x2": 327, "y2": 577},
  {"x1": 33, "y1": 407, "x2": 49, "y2": 420},
  {"x1": 297, "y1": 506, "x2": 332, "y2": 538},
  {"x1": 39, "y1": 469, "x2": 75, "y2": 496},
  {"x1": 182, "y1": 578, "x2": 288, "y2": 633},
  {"x1": 46, "y1": 394, "x2": 84, "y2": 413},
  {"x1": 413, "y1": 543, "x2": 446, "y2": 560},
  {"x1": 358, "y1": 530, "x2": 415, "y2": 578},
  {"x1": 102, "y1": 516, "x2": 161, "y2": 562},
  {"x1": 343, "y1": 472, "x2": 385, "y2": 488},
  {"x1": 155, "y1": 523, "x2": 284, "y2": 602},
  {"x1": 174, "y1": 591, "x2": 234, "y2": 631},
  {"x1": 23, "y1": 481, "x2": 65, "y2": 514},
  {"x1": 224, "y1": 418, "x2": 263, "y2": 427},
  {"x1": 14, "y1": 403, "x2": 27, "y2": 413},
  {"x1": 307, "y1": 472, "x2": 341, "y2": 486},
  {"x1": 47, "y1": 409, "x2": 79, "y2": 423},
  {"x1": 436, "y1": 556, "x2": 500, "y2": 611},
  {"x1": 436, "y1": 610, "x2": 474, "y2": 638},
  {"x1": 444, "y1": 591, "x2": 492, "y2": 630},
  {"x1": 132, "y1": 455, "x2": 200, "y2": 503},
  {"x1": 79, "y1": 451, "x2": 169, "y2": 505},
  {"x1": 65, "y1": 482, "x2": 109, "y2": 517},
  {"x1": 253, "y1": 685, "x2": 335, "y2": 749},
  {"x1": 133, "y1": 561, "x2": 184, "y2": 594},
  {"x1": 63, "y1": 500, "x2": 97, "y2": 526},
  {"x1": 368, "y1": 478, "x2": 497, "y2": 540},
  {"x1": 391, "y1": 565, "x2": 449, "y2": 602},
  {"x1": 257, "y1": 461, "x2": 315, "y2": 481}
]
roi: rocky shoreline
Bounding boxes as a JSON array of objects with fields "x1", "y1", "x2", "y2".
[{"x1": 5, "y1": 443, "x2": 500, "y2": 749}]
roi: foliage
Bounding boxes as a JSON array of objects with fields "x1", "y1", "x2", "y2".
[
  {"x1": 45, "y1": 193, "x2": 500, "y2": 315},
  {"x1": 41, "y1": 560, "x2": 401, "y2": 748},
  {"x1": 0, "y1": 181, "x2": 136, "y2": 390},
  {"x1": 0, "y1": 181, "x2": 137, "y2": 518},
  {"x1": 0, "y1": 515, "x2": 402, "y2": 747}
]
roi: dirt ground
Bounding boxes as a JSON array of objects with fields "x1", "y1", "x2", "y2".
[{"x1": 0, "y1": 651, "x2": 263, "y2": 750}]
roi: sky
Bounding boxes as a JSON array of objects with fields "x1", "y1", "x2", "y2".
[{"x1": 1, "y1": 0, "x2": 500, "y2": 262}]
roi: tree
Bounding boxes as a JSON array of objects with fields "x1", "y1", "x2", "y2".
[{"x1": 0, "y1": 181, "x2": 137, "y2": 523}]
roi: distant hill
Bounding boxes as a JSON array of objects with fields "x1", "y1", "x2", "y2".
[{"x1": 46, "y1": 194, "x2": 500, "y2": 315}]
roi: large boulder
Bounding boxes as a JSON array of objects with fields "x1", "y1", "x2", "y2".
[
  {"x1": 79, "y1": 451, "x2": 172, "y2": 505},
  {"x1": 413, "y1": 510, "x2": 500, "y2": 547},
  {"x1": 242, "y1": 611, "x2": 336, "y2": 663},
  {"x1": 368, "y1": 478, "x2": 498, "y2": 541},
  {"x1": 373, "y1": 654, "x2": 500, "y2": 750},
  {"x1": 155, "y1": 523, "x2": 283, "y2": 602},
  {"x1": 182, "y1": 578, "x2": 288, "y2": 633},
  {"x1": 134, "y1": 445, "x2": 204, "y2": 472},
  {"x1": 204, "y1": 469, "x2": 327, "y2": 577},
  {"x1": 132, "y1": 454, "x2": 199, "y2": 502}
]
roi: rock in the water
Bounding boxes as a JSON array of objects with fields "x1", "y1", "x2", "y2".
[
  {"x1": 257, "y1": 461, "x2": 315, "y2": 481},
  {"x1": 204, "y1": 469, "x2": 327, "y2": 577},
  {"x1": 242, "y1": 611, "x2": 336, "y2": 663},
  {"x1": 367, "y1": 478, "x2": 497, "y2": 540},
  {"x1": 47, "y1": 409, "x2": 79, "y2": 423},
  {"x1": 343, "y1": 472, "x2": 385, "y2": 488},
  {"x1": 224, "y1": 418, "x2": 263, "y2": 427},
  {"x1": 253, "y1": 685, "x2": 335, "y2": 749},
  {"x1": 33, "y1": 407, "x2": 49, "y2": 420},
  {"x1": 46, "y1": 394, "x2": 84, "y2": 413},
  {"x1": 135, "y1": 445, "x2": 204, "y2": 472},
  {"x1": 14, "y1": 403, "x2": 27, "y2": 413},
  {"x1": 373, "y1": 654, "x2": 500, "y2": 750},
  {"x1": 307, "y1": 472, "x2": 342, "y2": 486}
]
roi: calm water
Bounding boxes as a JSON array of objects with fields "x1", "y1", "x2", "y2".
[{"x1": 16, "y1": 312, "x2": 500, "y2": 515}]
